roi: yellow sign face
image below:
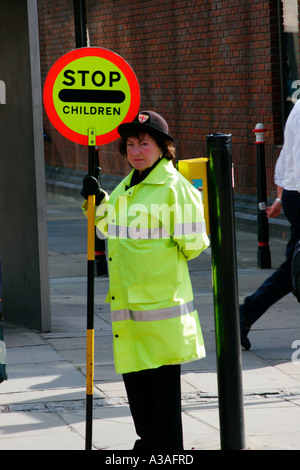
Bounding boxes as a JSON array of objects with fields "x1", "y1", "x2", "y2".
[{"x1": 43, "y1": 47, "x2": 140, "y2": 146}]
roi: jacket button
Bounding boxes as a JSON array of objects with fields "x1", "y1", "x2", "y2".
[
  {"x1": 111, "y1": 296, "x2": 115, "y2": 300},
  {"x1": 115, "y1": 334, "x2": 119, "y2": 338},
  {"x1": 109, "y1": 257, "x2": 112, "y2": 261}
]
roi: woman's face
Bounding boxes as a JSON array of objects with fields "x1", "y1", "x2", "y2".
[{"x1": 126, "y1": 133, "x2": 162, "y2": 173}]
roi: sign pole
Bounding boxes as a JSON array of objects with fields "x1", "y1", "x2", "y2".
[{"x1": 85, "y1": 129, "x2": 96, "y2": 450}]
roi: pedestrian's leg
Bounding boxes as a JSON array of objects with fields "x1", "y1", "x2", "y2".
[
  {"x1": 242, "y1": 259, "x2": 292, "y2": 324},
  {"x1": 240, "y1": 190, "x2": 300, "y2": 349},
  {"x1": 240, "y1": 261, "x2": 291, "y2": 350}
]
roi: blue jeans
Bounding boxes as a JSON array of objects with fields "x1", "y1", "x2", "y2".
[{"x1": 241, "y1": 190, "x2": 300, "y2": 326}]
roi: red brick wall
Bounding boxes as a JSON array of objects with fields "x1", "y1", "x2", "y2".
[{"x1": 38, "y1": 0, "x2": 294, "y2": 195}]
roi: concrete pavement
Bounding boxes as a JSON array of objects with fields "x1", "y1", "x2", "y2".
[{"x1": 1, "y1": 194, "x2": 300, "y2": 451}]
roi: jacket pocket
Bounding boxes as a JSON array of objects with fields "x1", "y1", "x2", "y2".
[{"x1": 128, "y1": 283, "x2": 174, "y2": 304}]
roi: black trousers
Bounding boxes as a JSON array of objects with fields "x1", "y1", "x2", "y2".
[
  {"x1": 242, "y1": 190, "x2": 300, "y2": 325},
  {"x1": 122, "y1": 364, "x2": 184, "y2": 451}
]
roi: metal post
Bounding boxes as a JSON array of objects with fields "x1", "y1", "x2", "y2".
[
  {"x1": 73, "y1": 2, "x2": 96, "y2": 450},
  {"x1": 73, "y1": 0, "x2": 87, "y2": 48},
  {"x1": 206, "y1": 133, "x2": 245, "y2": 450},
  {"x1": 254, "y1": 124, "x2": 271, "y2": 269}
]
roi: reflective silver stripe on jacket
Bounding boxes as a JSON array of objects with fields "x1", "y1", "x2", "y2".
[
  {"x1": 111, "y1": 300, "x2": 195, "y2": 322},
  {"x1": 107, "y1": 225, "x2": 169, "y2": 239},
  {"x1": 173, "y1": 221, "x2": 206, "y2": 236},
  {"x1": 107, "y1": 223, "x2": 206, "y2": 239}
]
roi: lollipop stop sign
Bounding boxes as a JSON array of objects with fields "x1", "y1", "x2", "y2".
[
  {"x1": 43, "y1": 48, "x2": 140, "y2": 450},
  {"x1": 43, "y1": 47, "x2": 140, "y2": 146}
]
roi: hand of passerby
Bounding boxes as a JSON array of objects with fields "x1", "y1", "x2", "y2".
[
  {"x1": 81, "y1": 175, "x2": 104, "y2": 205},
  {"x1": 266, "y1": 199, "x2": 282, "y2": 218}
]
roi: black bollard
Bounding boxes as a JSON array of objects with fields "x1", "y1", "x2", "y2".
[
  {"x1": 254, "y1": 124, "x2": 271, "y2": 269},
  {"x1": 206, "y1": 133, "x2": 245, "y2": 450}
]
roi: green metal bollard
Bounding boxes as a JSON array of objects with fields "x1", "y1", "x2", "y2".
[{"x1": 206, "y1": 133, "x2": 245, "y2": 450}]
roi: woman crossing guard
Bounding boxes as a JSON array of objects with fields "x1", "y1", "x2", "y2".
[{"x1": 81, "y1": 110, "x2": 210, "y2": 451}]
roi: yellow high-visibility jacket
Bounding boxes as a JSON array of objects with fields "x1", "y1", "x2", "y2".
[{"x1": 83, "y1": 158, "x2": 210, "y2": 374}]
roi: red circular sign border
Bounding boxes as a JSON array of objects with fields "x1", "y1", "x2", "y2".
[{"x1": 43, "y1": 47, "x2": 140, "y2": 146}]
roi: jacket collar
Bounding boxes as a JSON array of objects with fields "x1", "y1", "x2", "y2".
[{"x1": 124, "y1": 158, "x2": 174, "y2": 188}]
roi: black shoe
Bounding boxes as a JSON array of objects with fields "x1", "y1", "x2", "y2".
[{"x1": 239, "y1": 308, "x2": 251, "y2": 350}]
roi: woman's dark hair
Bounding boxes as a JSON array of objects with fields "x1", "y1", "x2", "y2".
[{"x1": 118, "y1": 129, "x2": 176, "y2": 162}]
